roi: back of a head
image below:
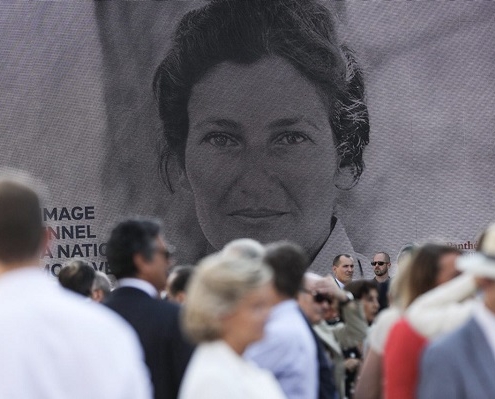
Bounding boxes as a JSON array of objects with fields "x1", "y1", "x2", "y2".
[
  {"x1": 184, "y1": 253, "x2": 272, "y2": 343},
  {"x1": 222, "y1": 238, "x2": 265, "y2": 260},
  {"x1": 344, "y1": 279, "x2": 378, "y2": 300},
  {"x1": 0, "y1": 176, "x2": 44, "y2": 265},
  {"x1": 58, "y1": 260, "x2": 96, "y2": 297},
  {"x1": 264, "y1": 241, "x2": 310, "y2": 298},
  {"x1": 402, "y1": 243, "x2": 462, "y2": 308},
  {"x1": 106, "y1": 218, "x2": 161, "y2": 279},
  {"x1": 168, "y1": 265, "x2": 194, "y2": 297}
]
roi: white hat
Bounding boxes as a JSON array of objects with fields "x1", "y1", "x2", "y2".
[{"x1": 457, "y1": 224, "x2": 495, "y2": 279}]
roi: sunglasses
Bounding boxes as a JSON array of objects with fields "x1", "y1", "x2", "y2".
[
  {"x1": 371, "y1": 261, "x2": 388, "y2": 266},
  {"x1": 301, "y1": 288, "x2": 333, "y2": 304}
]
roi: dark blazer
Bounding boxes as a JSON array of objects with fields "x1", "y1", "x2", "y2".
[
  {"x1": 104, "y1": 287, "x2": 194, "y2": 399},
  {"x1": 418, "y1": 316, "x2": 495, "y2": 399}
]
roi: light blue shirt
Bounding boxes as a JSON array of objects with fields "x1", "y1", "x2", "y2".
[{"x1": 244, "y1": 300, "x2": 318, "y2": 399}]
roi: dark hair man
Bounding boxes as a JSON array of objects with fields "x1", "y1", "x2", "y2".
[
  {"x1": 332, "y1": 255, "x2": 355, "y2": 288},
  {"x1": 371, "y1": 252, "x2": 391, "y2": 311},
  {"x1": 244, "y1": 241, "x2": 319, "y2": 399},
  {"x1": 104, "y1": 218, "x2": 194, "y2": 399},
  {"x1": 0, "y1": 172, "x2": 151, "y2": 399}
]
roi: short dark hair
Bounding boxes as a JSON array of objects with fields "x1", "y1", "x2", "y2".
[
  {"x1": 106, "y1": 219, "x2": 161, "y2": 279},
  {"x1": 154, "y1": 0, "x2": 369, "y2": 190},
  {"x1": 344, "y1": 279, "x2": 378, "y2": 300},
  {"x1": 333, "y1": 254, "x2": 352, "y2": 267},
  {"x1": 168, "y1": 265, "x2": 195, "y2": 296},
  {"x1": 263, "y1": 241, "x2": 310, "y2": 298},
  {"x1": 58, "y1": 260, "x2": 96, "y2": 297},
  {"x1": 373, "y1": 252, "x2": 390, "y2": 263},
  {"x1": 0, "y1": 179, "x2": 44, "y2": 263}
]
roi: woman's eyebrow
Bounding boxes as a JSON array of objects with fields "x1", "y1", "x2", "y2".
[
  {"x1": 192, "y1": 118, "x2": 240, "y2": 130},
  {"x1": 267, "y1": 116, "x2": 321, "y2": 131}
]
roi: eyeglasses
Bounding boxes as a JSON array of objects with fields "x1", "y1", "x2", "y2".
[
  {"x1": 371, "y1": 261, "x2": 388, "y2": 266},
  {"x1": 300, "y1": 288, "x2": 333, "y2": 304},
  {"x1": 156, "y1": 246, "x2": 175, "y2": 260}
]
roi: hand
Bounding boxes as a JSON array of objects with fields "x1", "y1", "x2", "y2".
[
  {"x1": 344, "y1": 358, "x2": 361, "y2": 372},
  {"x1": 315, "y1": 276, "x2": 348, "y2": 302}
]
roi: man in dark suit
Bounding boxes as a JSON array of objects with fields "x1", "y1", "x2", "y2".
[
  {"x1": 104, "y1": 219, "x2": 194, "y2": 399},
  {"x1": 418, "y1": 224, "x2": 495, "y2": 399}
]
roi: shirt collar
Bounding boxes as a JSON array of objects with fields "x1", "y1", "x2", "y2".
[
  {"x1": 334, "y1": 278, "x2": 345, "y2": 289},
  {"x1": 117, "y1": 278, "x2": 158, "y2": 298}
]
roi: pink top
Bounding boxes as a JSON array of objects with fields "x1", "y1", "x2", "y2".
[{"x1": 383, "y1": 318, "x2": 428, "y2": 399}]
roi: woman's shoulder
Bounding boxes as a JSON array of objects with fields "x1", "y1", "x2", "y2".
[{"x1": 180, "y1": 341, "x2": 286, "y2": 399}]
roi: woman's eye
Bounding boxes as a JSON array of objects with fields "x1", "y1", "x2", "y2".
[
  {"x1": 274, "y1": 132, "x2": 310, "y2": 145},
  {"x1": 202, "y1": 133, "x2": 238, "y2": 147}
]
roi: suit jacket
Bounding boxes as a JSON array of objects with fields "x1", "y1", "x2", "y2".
[
  {"x1": 418, "y1": 317, "x2": 495, "y2": 399},
  {"x1": 104, "y1": 287, "x2": 194, "y2": 399}
]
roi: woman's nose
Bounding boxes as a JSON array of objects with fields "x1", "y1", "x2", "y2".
[{"x1": 234, "y1": 148, "x2": 279, "y2": 196}]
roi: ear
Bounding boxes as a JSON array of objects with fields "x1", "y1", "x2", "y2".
[
  {"x1": 178, "y1": 168, "x2": 193, "y2": 193},
  {"x1": 176, "y1": 291, "x2": 186, "y2": 304},
  {"x1": 133, "y1": 252, "x2": 149, "y2": 277},
  {"x1": 333, "y1": 163, "x2": 359, "y2": 190},
  {"x1": 91, "y1": 289, "x2": 103, "y2": 303}
]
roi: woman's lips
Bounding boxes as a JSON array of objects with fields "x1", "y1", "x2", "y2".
[{"x1": 228, "y1": 208, "x2": 289, "y2": 219}]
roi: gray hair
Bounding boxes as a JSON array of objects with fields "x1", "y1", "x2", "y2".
[
  {"x1": 92, "y1": 271, "x2": 112, "y2": 296},
  {"x1": 183, "y1": 253, "x2": 272, "y2": 343}
]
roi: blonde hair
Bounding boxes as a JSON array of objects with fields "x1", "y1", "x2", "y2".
[{"x1": 183, "y1": 253, "x2": 272, "y2": 343}]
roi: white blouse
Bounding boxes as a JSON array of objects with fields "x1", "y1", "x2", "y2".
[{"x1": 179, "y1": 340, "x2": 287, "y2": 399}]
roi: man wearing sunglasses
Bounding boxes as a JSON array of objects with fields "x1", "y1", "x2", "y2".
[
  {"x1": 371, "y1": 252, "x2": 391, "y2": 311},
  {"x1": 104, "y1": 219, "x2": 194, "y2": 399},
  {"x1": 299, "y1": 273, "x2": 368, "y2": 399}
]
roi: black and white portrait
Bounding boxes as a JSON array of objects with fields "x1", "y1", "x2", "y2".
[{"x1": 2, "y1": 1, "x2": 495, "y2": 276}]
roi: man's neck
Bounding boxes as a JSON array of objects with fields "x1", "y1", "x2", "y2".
[
  {"x1": 272, "y1": 292, "x2": 291, "y2": 306},
  {"x1": 374, "y1": 274, "x2": 389, "y2": 283},
  {"x1": 0, "y1": 259, "x2": 39, "y2": 278}
]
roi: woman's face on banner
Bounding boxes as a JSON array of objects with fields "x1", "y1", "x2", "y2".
[{"x1": 185, "y1": 56, "x2": 339, "y2": 257}]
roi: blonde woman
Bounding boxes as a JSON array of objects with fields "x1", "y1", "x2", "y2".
[{"x1": 179, "y1": 253, "x2": 286, "y2": 399}]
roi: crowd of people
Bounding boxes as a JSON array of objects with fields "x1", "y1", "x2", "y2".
[{"x1": 1, "y1": 173, "x2": 494, "y2": 399}]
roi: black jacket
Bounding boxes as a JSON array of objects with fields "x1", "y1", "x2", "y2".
[{"x1": 104, "y1": 287, "x2": 194, "y2": 399}]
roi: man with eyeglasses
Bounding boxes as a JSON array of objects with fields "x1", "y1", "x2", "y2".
[
  {"x1": 299, "y1": 273, "x2": 368, "y2": 399},
  {"x1": 371, "y1": 252, "x2": 391, "y2": 311},
  {"x1": 104, "y1": 218, "x2": 194, "y2": 399}
]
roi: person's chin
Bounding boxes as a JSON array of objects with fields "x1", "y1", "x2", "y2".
[{"x1": 224, "y1": 215, "x2": 292, "y2": 242}]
